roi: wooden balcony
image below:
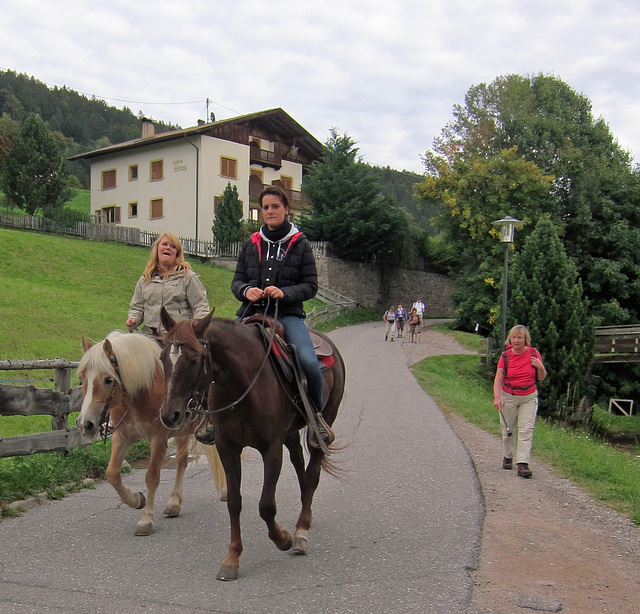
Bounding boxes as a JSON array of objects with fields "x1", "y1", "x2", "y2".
[{"x1": 249, "y1": 143, "x2": 282, "y2": 169}]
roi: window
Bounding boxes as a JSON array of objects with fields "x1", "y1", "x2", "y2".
[
  {"x1": 129, "y1": 164, "x2": 138, "y2": 181},
  {"x1": 150, "y1": 160, "x2": 163, "y2": 181},
  {"x1": 101, "y1": 205, "x2": 121, "y2": 224},
  {"x1": 101, "y1": 169, "x2": 116, "y2": 190},
  {"x1": 128, "y1": 202, "x2": 138, "y2": 218},
  {"x1": 220, "y1": 156, "x2": 237, "y2": 179},
  {"x1": 280, "y1": 175, "x2": 293, "y2": 190},
  {"x1": 250, "y1": 208, "x2": 259, "y2": 221},
  {"x1": 250, "y1": 168, "x2": 264, "y2": 181},
  {"x1": 150, "y1": 198, "x2": 163, "y2": 220}
]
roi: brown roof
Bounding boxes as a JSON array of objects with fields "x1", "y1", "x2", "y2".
[{"x1": 69, "y1": 108, "x2": 324, "y2": 162}]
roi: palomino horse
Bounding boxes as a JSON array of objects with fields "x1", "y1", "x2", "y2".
[
  {"x1": 159, "y1": 308, "x2": 345, "y2": 581},
  {"x1": 77, "y1": 331, "x2": 225, "y2": 536}
]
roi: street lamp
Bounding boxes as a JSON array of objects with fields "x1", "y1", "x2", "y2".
[{"x1": 492, "y1": 215, "x2": 523, "y2": 350}]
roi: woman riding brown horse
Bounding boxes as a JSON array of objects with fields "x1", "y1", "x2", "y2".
[{"x1": 159, "y1": 307, "x2": 345, "y2": 581}]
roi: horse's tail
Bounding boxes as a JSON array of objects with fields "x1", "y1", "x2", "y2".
[
  {"x1": 318, "y1": 440, "x2": 349, "y2": 481},
  {"x1": 199, "y1": 442, "x2": 227, "y2": 496}
]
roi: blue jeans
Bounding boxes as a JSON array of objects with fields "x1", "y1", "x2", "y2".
[{"x1": 279, "y1": 315, "x2": 323, "y2": 411}]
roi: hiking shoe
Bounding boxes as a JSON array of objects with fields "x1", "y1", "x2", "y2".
[
  {"x1": 502, "y1": 457, "x2": 513, "y2": 470},
  {"x1": 517, "y1": 463, "x2": 533, "y2": 478},
  {"x1": 195, "y1": 425, "x2": 216, "y2": 445}
]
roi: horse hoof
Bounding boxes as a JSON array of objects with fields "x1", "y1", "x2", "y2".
[
  {"x1": 277, "y1": 532, "x2": 293, "y2": 551},
  {"x1": 163, "y1": 504, "x2": 181, "y2": 517},
  {"x1": 134, "y1": 522, "x2": 154, "y2": 536},
  {"x1": 217, "y1": 564, "x2": 239, "y2": 581},
  {"x1": 292, "y1": 535, "x2": 309, "y2": 554},
  {"x1": 136, "y1": 492, "x2": 146, "y2": 510}
]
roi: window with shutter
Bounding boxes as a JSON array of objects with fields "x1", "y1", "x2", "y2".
[
  {"x1": 150, "y1": 198, "x2": 163, "y2": 219},
  {"x1": 101, "y1": 169, "x2": 116, "y2": 190},
  {"x1": 150, "y1": 160, "x2": 163, "y2": 181},
  {"x1": 221, "y1": 156, "x2": 237, "y2": 179}
]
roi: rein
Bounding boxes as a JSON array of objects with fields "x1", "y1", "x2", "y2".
[{"x1": 185, "y1": 299, "x2": 280, "y2": 417}]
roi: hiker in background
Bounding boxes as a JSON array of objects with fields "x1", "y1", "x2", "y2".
[
  {"x1": 383, "y1": 306, "x2": 396, "y2": 341},
  {"x1": 412, "y1": 298, "x2": 425, "y2": 325},
  {"x1": 408, "y1": 307, "x2": 421, "y2": 343},
  {"x1": 395, "y1": 304, "x2": 407, "y2": 339},
  {"x1": 493, "y1": 324, "x2": 546, "y2": 478},
  {"x1": 126, "y1": 232, "x2": 209, "y2": 336}
]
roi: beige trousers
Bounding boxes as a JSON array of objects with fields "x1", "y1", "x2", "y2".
[{"x1": 500, "y1": 390, "x2": 538, "y2": 465}]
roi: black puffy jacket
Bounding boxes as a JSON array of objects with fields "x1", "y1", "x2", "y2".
[{"x1": 231, "y1": 230, "x2": 318, "y2": 319}]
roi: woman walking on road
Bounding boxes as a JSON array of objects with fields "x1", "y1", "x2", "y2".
[{"x1": 493, "y1": 324, "x2": 546, "y2": 478}]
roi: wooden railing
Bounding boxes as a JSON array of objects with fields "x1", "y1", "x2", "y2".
[
  {"x1": 0, "y1": 212, "x2": 327, "y2": 261},
  {"x1": 0, "y1": 360, "x2": 88, "y2": 458},
  {"x1": 594, "y1": 325, "x2": 640, "y2": 363}
]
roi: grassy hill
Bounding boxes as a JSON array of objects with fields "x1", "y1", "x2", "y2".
[{"x1": 1, "y1": 227, "x2": 238, "y2": 362}]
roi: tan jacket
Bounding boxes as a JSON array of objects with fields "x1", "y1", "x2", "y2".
[{"x1": 128, "y1": 268, "x2": 210, "y2": 335}]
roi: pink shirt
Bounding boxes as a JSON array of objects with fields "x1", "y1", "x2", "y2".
[{"x1": 498, "y1": 347, "x2": 541, "y2": 396}]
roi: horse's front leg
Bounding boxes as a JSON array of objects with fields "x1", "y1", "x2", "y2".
[
  {"x1": 217, "y1": 447, "x2": 243, "y2": 581},
  {"x1": 260, "y1": 443, "x2": 292, "y2": 552},
  {"x1": 163, "y1": 434, "x2": 189, "y2": 517},
  {"x1": 134, "y1": 435, "x2": 168, "y2": 536},
  {"x1": 105, "y1": 432, "x2": 146, "y2": 513}
]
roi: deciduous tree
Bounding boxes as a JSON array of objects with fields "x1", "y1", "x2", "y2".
[{"x1": 0, "y1": 113, "x2": 70, "y2": 215}]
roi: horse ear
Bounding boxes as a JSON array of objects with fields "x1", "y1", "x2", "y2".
[
  {"x1": 193, "y1": 308, "x2": 215, "y2": 338},
  {"x1": 103, "y1": 338, "x2": 115, "y2": 360},
  {"x1": 81, "y1": 335, "x2": 93, "y2": 353},
  {"x1": 160, "y1": 306, "x2": 176, "y2": 333}
]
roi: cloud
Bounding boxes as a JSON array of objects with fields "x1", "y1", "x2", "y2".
[{"x1": 1, "y1": 0, "x2": 639, "y2": 173}]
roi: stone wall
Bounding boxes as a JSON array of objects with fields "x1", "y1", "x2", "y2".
[{"x1": 317, "y1": 257, "x2": 455, "y2": 317}]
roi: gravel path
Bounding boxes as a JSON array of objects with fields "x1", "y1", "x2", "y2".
[{"x1": 407, "y1": 321, "x2": 640, "y2": 614}]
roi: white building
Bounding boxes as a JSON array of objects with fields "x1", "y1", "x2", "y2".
[{"x1": 70, "y1": 108, "x2": 324, "y2": 242}]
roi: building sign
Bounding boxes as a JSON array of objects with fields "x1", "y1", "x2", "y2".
[{"x1": 173, "y1": 159, "x2": 188, "y2": 172}]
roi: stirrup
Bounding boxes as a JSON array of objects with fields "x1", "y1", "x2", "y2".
[
  {"x1": 195, "y1": 425, "x2": 215, "y2": 445},
  {"x1": 308, "y1": 412, "x2": 335, "y2": 449}
]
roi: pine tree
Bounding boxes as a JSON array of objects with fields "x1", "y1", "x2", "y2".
[
  {"x1": 506, "y1": 218, "x2": 594, "y2": 424},
  {"x1": 212, "y1": 182, "x2": 243, "y2": 248},
  {"x1": 299, "y1": 128, "x2": 408, "y2": 264}
]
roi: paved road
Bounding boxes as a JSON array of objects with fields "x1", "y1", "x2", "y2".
[{"x1": 0, "y1": 322, "x2": 483, "y2": 614}]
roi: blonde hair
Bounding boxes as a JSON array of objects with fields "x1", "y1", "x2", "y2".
[
  {"x1": 143, "y1": 233, "x2": 192, "y2": 282},
  {"x1": 507, "y1": 324, "x2": 531, "y2": 346}
]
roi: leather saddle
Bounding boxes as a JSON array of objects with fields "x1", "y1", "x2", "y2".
[{"x1": 242, "y1": 314, "x2": 335, "y2": 395}]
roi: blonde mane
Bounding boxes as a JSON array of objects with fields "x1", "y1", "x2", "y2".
[{"x1": 78, "y1": 331, "x2": 162, "y2": 396}]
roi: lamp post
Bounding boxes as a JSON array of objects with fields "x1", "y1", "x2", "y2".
[{"x1": 492, "y1": 215, "x2": 522, "y2": 350}]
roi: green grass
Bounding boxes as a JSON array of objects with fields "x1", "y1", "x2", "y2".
[
  {"x1": 66, "y1": 189, "x2": 90, "y2": 214},
  {"x1": 411, "y1": 349, "x2": 640, "y2": 524}
]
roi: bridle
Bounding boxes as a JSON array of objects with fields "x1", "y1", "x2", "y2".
[{"x1": 97, "y1": 356, "x2": 133, "y2": 443}]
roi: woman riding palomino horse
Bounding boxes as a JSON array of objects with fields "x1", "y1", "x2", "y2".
[{"x1": 195, "y1": 186, "x2": 334, "y2": 449}]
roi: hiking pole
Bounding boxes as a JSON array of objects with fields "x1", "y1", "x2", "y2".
[{"x1": 499, "y1": 410, "x2": 512, "y2": 437}]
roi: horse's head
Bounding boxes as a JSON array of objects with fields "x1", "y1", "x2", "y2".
[
  {"x1": 160, "y1": 308, "x2": 215, "y2": 430},
  {"x1": 77, "y1": 332, "x2": 162, "y2": 438}
]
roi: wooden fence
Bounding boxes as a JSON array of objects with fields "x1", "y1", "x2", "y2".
[
  {"x1": 0, "y1": 359, "x2": 88, "y2": 458},
  {"x1": 0, "y1": 212, "x2": 327, "y2": 260}
]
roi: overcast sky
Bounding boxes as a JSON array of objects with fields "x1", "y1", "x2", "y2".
[{"x1": 1, "y1": 0, "x2": 639, "y2": 173}]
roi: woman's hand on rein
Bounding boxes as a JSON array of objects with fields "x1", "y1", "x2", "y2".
[{"x1": 263, "y1": 286, "x2": 284, "y2": 300}]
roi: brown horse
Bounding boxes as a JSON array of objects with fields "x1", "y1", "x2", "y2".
[
  {"x1": 159, "y1": 308, "x2": 345, "y2": 581},
  {"x1": 77, "y1": 331, "x2": 225, "y2": 536}
]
